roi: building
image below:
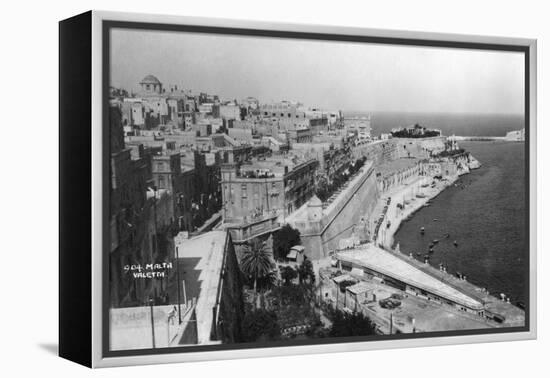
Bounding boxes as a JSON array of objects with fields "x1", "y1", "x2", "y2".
[
  {"x1": 308, "y1": 115, "x2": 329, "y2": 135},
  {"x1": 167, "y1": 98, "x2": 185, "y2": 127},
  {"x1": 180, "y1": 149, "x2": 222, "y2": 230},
  {"x1": 260, "y1": 101, "x2": 304, "y2": 119},
  {"x1": 139, "y1": 74, "x2": 163, "y2": 96},
  {"x1": 151, "y1": 153, "x2": 182, "y2": 193},
  {"x1": 505, "y1": 128, "x2": 525, "y2": 141},
  {"x1": 241, "y1": 96, "x2": 259, "y2": 110},
  {"x1": 109, "y1": 106, "x2": 177, "y2": 308},
  {"x1": 220, "y1": 156, "x2": 318, "y2": 243},
  {"x1": 288, "y1": 126, "x2": 313, "y2": 144},
  {"x1": 345, "y1": 116, "x2": 372, "y2": 140},
  {"x1": 305, "y1": 108, "x2": 342, "y2": 128},
  {"x1": 219, "y1": 103, "x2": 241, "y2": 120},
  {"x1": 110, "y1": 230, "x2": 244, "y2": 350},
  {"x1": 335, "y1": 244, "x2": 485, "y2": 315}
]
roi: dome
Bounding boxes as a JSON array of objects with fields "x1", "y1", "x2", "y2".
[{"x1": 140, "y1": 75, "x2": 161, "y2": 85}]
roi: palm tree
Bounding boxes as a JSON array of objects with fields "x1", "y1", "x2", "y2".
[{"x1": 241, "y1": 239, "x2": 274, "y2": 308}]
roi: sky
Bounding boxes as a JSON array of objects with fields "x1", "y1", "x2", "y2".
[{"x1": 110, "y1": 28, "x2": 525, "y2": 115}]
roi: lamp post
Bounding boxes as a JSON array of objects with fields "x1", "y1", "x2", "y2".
[
  {"x1": 149, "y1": 298, "x2": 156, "y2": 348},
  {"x1": 336, "y1": 285, "x2": 339, "y2": 309},
  {"x1": 175, "y1": 246, "x2": 182, "y2": 324}
]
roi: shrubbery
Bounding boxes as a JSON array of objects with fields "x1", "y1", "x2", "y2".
[
  {"x1": 273, "y1": 224, "x2": 301, "y2": 260},
  {"x1": 241, "y1": 309, "x2": 281, "y2": 342},
  {"x1": 328, "y1": 310, "x2": 376, "y2": 337}
]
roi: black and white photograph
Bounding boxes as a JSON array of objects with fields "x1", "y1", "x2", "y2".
[
  {"x1": 4, "y1": 0, "x2": 550, "y2": 375},
  {"x1": 105, "y1": 22, "x2": 529, "y2": 354}
]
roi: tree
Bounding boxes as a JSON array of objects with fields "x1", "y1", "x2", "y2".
[
  {"x1": 240, "y1": 239, "x2": 275, "y2": 307},
  {"x1": 298, "y1": 259, "x2": 315, "y2": 284},
  {"x1": 329, "y1": 311, "x2": 376, "y2": 337},
  {"x1": 273, "y1": 224, "x2": 301, "y2": 260},
  {"x1": 315, "y1": 176, "x2": 330, "y2": 202},
  {"x1": 256, "y1": 269, "x2": 277, "y2": 292},
  {"x1": 280, "y1": 266, "x2": 298, "y2": 286},
  {"x1": 241, "y1": 309, "x2": 281, "y2": 342}
]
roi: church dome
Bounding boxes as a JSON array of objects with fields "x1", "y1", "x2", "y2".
[{"x1": 140, "y1": 75, "x2": 161, "y2": 85}]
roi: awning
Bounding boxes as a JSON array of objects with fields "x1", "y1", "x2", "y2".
[
  {"x1": 346, "y1": 281, "x2": 371, "y2": 295},
  {"x1": 333, "y1": 274, "x2": 353, "y2": 284},
  {"x1": 286, "y1": 250, "x2": 298, "y2": 259}
]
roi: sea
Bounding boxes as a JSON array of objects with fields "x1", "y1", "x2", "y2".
[
  {"x1": 345, "y1": 111, "x2": 524, "y2": 137},
  {"x1": 349, "y1": 112, "x2": 528, "y2": 304}
]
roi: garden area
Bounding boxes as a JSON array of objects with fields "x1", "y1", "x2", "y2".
[{"x1": 237, "y1": 226, "x2": 377, "y2": 342}]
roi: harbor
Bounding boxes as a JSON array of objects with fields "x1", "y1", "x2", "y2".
[
  {"x1": 318, "y1": 140, "x2": 525, "y2": 334},
  {"x1": 102, "y1": 32, "x2": 528, "y2": 347},
  {"x1": 394, "y1": 141, "x2": 527, "y2": 304}
]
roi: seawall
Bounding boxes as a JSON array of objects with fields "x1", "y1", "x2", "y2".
[{"x1": 288, "y1": 162, "x2": 380, "y2": 259}]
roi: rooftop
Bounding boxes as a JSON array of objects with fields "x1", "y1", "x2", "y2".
[
  {"x1": 336, "y1": 244, "x2": 483, "y2": 310},
  {"x1": 140, "y1": 74, "x2": 161, "y2": 85},
  {"x1": 346, "y1": 281, "x2": 372, "y2": 295},
  {"x1": 175, "y1": 230, "x2": 228, "y2": 344}
]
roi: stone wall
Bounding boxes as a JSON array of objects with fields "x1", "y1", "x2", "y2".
[
  {"x1": 291, "y1": 164, "x2": 380, "y2": 259},
  {"x1": 395, "y1": 137, "x2": 447, "y2": 159},
  {"x1": 213, "y1": 234, "x2": 245, "y2": 343},
  {"x1": 351, "y1": 140, "x2": 398, "y2": 165}
]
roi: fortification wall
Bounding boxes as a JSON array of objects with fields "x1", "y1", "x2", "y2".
[
  {"x1": 320, "y1": 169, "x2": 379, "y2": 254},
  {"x1": 351, "y1": 140, "x2": 398, "y2": 165},
  {"x1": 291, "y1": 165, "x2": 380, "y2": 259},
  {"x1": 395, "y1": 137, "x2": 447, "y2": 159},
  {"x1": 293, "y1": 138, "x2": 446, "y2": 260}
]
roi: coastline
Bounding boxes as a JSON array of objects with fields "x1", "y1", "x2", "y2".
[
  {"x1": 373, "y1": 173, "x2": 461, "y2": 250},
  {"x1": 363, "y1": 155, "x2": 525, "y2": 327},
  {"x1": 373, "y1": 152, "x2": 481, "y2": 251},
  {"x1": 390, "y1": 141, "x2": 527, "y2": 305}
]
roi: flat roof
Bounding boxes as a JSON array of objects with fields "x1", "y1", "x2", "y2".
[
  {"x1": 347, "y1": 281, "x2": 371, "y2": 295},
  {"x1": 332, "y1": 274, "x2": 353, "y2": 284},
  {"x1": 175, "y1": 230, "x2": 228, "y2": 344},
  {"x1": 337, "y1": 244, "x2": 482, "y2": 310}
]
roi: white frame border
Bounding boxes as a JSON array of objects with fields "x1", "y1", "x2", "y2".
[{"x1": 91, "y1": 10, "x2": 537, "y2": 368}]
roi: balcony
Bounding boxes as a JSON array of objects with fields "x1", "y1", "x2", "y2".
[{"x1": 225, "y1": 211, "x2": 281, "y2": 243}]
